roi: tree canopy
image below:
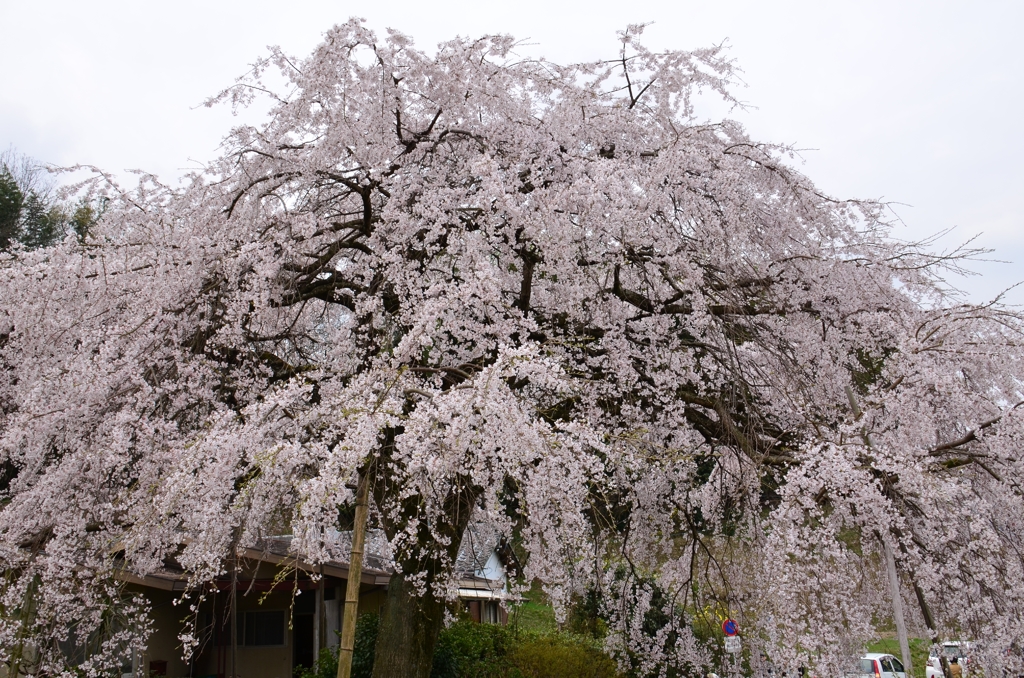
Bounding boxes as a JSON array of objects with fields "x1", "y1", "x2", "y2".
[
  {"x1": 0, "y1": 149, "x2": 96, "y2": 252},
  {"x1": 1, "y1": 21, "x2": 1022, "y2": 678}
]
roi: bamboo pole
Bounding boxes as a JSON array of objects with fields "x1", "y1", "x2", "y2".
[
  {"x1": 336, "y1": 471, "x2": 370, "y2": 678},
  {"x1": 315, "y1": 566, "x2": 324, "y2": 657}
]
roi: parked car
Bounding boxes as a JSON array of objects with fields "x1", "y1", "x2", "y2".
[
  {"x1": 852, "y1": 654, "x2": 908, "y2": 678},
  {"x1": 926, "y1": 641, "x2": 972, "y2": 678}
]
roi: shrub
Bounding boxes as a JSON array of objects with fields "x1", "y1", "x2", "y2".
[
  {"x1": 297, "y1": 612, "x2": 622, "y2": 678},
  {"x1": 512, "y1": 635, "x2": 620, "y2": 678},
  {"x1": 352, "y1": 613, "x2": 380, "y2": 678},
  {"x1": 294, "y1": 647, "x2": 338, "y2": 678},
  {"x1": 437, "y1": 619, "x2": 518, "y2": 677},
  {"x1": 293, "y1": 613, "x2": 379, "y2": 678}
]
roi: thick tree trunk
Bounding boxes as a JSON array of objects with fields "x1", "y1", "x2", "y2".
[
  {"x1": 367, "y1": 429, "x2": 482, "y2": 678},
  {"x1": 371, "y1": 572, "x2": 448, "y2": 678}
]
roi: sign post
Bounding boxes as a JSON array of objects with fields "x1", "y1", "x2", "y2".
[{"x1": 723, "y1": 619, "x2": 741, "y2": 662}]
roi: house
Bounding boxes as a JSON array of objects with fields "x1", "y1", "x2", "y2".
[
  {"x1": 453, "y1": 522, "x2": 517, "y2": 625},
  {"x1": 117, "y1": 523, "x2": 518, "y2": 678}
]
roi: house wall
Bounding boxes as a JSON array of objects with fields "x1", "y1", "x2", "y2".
[
  {"x1": 127, "y1": 585, "x2": 193, "y2": 678},
  {"x1": 132, "y1": 579, "x2": 388, "y2": 678},
  {"x1": 479, "y1": 551, "x2": 505, "y2": 582},
  {"x1": 193, "y1": 589, "x2": 294, "y2": 678}
]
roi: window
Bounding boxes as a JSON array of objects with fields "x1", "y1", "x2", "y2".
[
  {"x1": 858, "y1": 660, "x2": 875, "y2": 674},
  {"x1": 482, "y1": 601, "x2": 499, "y2": 624},
  {"x1": 880, "y1": 658, "x2": 894, "y2": 672},
  {"x1": 203, "y1": 612, "x2": 229, "y2": 646},
  {"x1": 890, "y1": 658, "x2": 905, "y2": 673},
  {"x1": 237, "y1": 610, "x2": 286, "y2": 647}
]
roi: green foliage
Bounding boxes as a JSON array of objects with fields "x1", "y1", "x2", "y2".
[
  {"x1": 0, "y1": 149, "x2": 103, "y2": 251},
  {"x1": 69, "y1": 200, "x2": 100, "y2": 243},
  {"x1": 851, "y1": 347, "x2": 895, "y2": 393},
  {"x1": 352, "y1": 612, "x2": 379, "y2": 678},
  {"x1": 295, "y1": 646, "x2": 339, "y2": 678},
  {"x1": 435, "y1": 619, "x2": 518, "y2": 677},
  {"x1": 0, "y1": 167, "x2": 23, "y2": 249},
  {"x1": 435, "y1": 618, "x2": 622, "y2": 678},
  {"x1": 511, "y1": 635, "x2": 620, "y2": 678},
  {"x1": 291, "y1": 613, "x2": 380, "y2": 678},
  {"x1": 430, "y1": 633, "x2": 460, "y2": 678},
  {"x1": 19, "y1": 192, "x2": 66, "y2": 250},
  {"x1": 296, "y1": 610, "x2": 623, "y2": 678}
]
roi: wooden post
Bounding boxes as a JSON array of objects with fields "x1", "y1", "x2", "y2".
[
  {"x1": 846, "y1": 387, "x2": 912, "y2": 677},
  {"x1": 336, "y1": 471, "x2": 370, "y2": 678},
  {"x1": 882, "y1": 535, "x2": 913, "y2": 676},
  {"x1": 230, "y1": 559, "x2": 238, "y2": 678},
  {"x1": 907, "y1": 541, "x2": 949, "y2": 678}
]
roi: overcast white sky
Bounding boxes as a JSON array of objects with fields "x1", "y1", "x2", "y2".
[{"x1": 2, "y1": 0, "x2": 1021, "y2": 303}]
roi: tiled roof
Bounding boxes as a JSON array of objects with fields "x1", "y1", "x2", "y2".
[
  {"x1": 321, "y1": 522, "x2": 507, "y2": 580},
  {"x1": 454, "y1": 522, "x2": 503, "y2": 576},
  {"x1": 121, "y1": 522, "x2": 510, "y2": 591}
]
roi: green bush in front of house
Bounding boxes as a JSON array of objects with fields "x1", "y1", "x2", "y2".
[
  {"x1": 433, "y1": 619, "x2": 517, "y2": 677},
  {"x1": 509, "y1": 634, "x2": 620, "y2": 678},
  {"x1": 351, "y1": 612, "x2": 380, "y2": 678},
  {"x1": 294, "y1": 647, "x2": 339, "y2": 678},
  {"x1": 432, "y1": 619, "x2": 620, "y2": 678},
  {"x1": 295, "y1": 613, "x2": 623, "y2": 678},
  {"x1": 293, "y1": 613, "x2": 379, "y2": 678}
]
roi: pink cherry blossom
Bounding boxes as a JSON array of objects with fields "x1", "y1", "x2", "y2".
[{"x1": 1, "y1": 20, "x2": 1021, "y2": 677}]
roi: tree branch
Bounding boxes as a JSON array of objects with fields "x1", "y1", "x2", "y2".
[{"x1": 928, "y1": 401, "x2": 1024, "y2": 455}]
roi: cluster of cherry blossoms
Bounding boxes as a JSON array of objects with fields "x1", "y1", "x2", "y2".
[{"x1": 0, "y1": 20, "x2": 1022, "y2": 677}]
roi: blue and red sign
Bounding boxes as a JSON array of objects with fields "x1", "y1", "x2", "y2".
[{"x1": 722, "y1": 619, "x2": 739, "y2": 636}]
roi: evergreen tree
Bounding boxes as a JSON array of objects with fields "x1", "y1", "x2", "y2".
[
  {"x1": 0, "y1": 149, "x2": 99, "y2": 250},
  {"x1": 19, "y1": 191, "x2": 65, "y2": 250},
  {"x1": 0, "y1": 167, "x2": 23, "y2": 249},
  {"x1": 69, "y1": 201, "x2": 99, "y2": 243}
]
